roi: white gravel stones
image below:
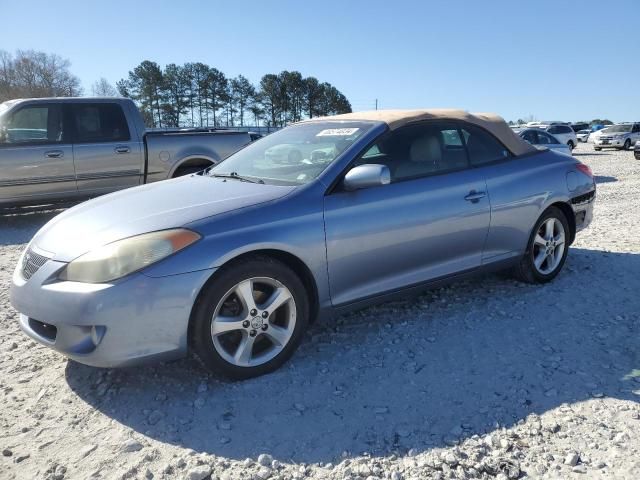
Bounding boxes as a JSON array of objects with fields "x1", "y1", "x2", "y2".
[
  {"x1": 257, "y1": 453, "x2": 273, "y2": 467},
  {"x1": 185, "y1": 465, "x2": 211, "y2": 480},
  {"x1": 0, "y1": 143, "x2": 639, "y2": 479},
  {"x1": 121, "y1": 439, "x2": 144, "y2": 453},
  {"x1": 564, "y1": 451, "x2": 580, "y2": 466}
]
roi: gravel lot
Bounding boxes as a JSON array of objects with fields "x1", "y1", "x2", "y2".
[{"x1": 1, "y1": 142, "x2": 638, "y2": 480}]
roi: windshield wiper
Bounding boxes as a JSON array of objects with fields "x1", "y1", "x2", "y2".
[{"x1": 210, "y1": 171, "x2": 264, "y2": 184}]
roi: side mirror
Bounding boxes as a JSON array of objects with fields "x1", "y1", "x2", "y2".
[{"x1": 343, "y1": 164, "x2": 391, "y2": 191}]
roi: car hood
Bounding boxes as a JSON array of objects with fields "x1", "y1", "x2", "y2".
[{"x1": 32, "y1": 175, "x2": 295, "y2": 262}]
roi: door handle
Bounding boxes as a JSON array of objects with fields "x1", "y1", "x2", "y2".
[
  {"x1": 464, "y1": 191, "x2": 486, "y2": 203},
  {"x1": 44, "y1": 150, "x2": 64, "y2": 159},
  {"x1": 114, "y1": 146, "x2": 131, "y2": 154}
]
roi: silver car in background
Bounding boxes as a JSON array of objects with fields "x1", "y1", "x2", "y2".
[
  {"x1": 10, "y1": 110, "x2": 596, "y2": 379},
  {"x1": 576, "y1": 129, "x2": 591, "y2": 143},
  {"x1": 516, "y1": 128, "x2": 572, "y2": 155},
  {"x1": 592, "y1": 122, "x2": 640, "y2": 151}
]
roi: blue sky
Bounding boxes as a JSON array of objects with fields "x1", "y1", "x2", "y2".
[{"x1": 2, "y1": 0, "x2": 638, "y2": 122}]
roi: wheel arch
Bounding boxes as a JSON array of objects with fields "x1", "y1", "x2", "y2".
[
  {"x1": 546, "y1": 201, "x2": 576, "y2": 245},
  {"x1": 187, "y1": 248, "x2": 320, "y2": 347},
  {"x1": 170, "y1": 155, "x2": 219, "y2": 177}
]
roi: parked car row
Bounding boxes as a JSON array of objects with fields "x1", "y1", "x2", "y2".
[{"x1": 513, "y1": 120, "x2": 640, "y2": 155}]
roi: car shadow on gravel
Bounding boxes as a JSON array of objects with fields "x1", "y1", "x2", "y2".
[
  {"x1": 573, "y1": 152, "x2": 612, "y2": 157},
  {"x1": 64, "y1": 248, "x2": 639, "y2": 465}
]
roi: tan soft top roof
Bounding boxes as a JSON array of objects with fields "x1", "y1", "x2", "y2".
[{"x1": 304, "y1": 109, "x2": 537, "y2": 156}]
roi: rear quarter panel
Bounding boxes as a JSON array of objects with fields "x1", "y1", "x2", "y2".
[
  {"x1": 145, "y1": 132, "x2": 251, "y2": 182},
  {"x1": 479, "y1": 150, "x2": 578, "y2": 263}
]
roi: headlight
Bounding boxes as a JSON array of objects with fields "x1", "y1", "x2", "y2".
[
  {"x1": 613, "y1": 134, "x2": 623, "y2": 139},
  {"x1": 59, "y1": 229, "x2": 201, "y2": 283}
]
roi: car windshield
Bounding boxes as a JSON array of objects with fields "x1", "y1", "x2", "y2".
[
  {"x1": 605, "y1": 124, "x2": 632, "y2": 133},
  {"x1": 209, "y1": 122, "x2": 374, "y2": 185}
]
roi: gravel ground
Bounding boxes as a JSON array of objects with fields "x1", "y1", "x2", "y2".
[{"x1": 0, "y1": 142, "x2": 638, "y2": 480}]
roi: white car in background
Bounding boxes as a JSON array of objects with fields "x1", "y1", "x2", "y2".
[
  {"x1": 543, "y1": 125, "x2": 578, "y2": 150},
  {"x1": 576, "y1": 129, "x2": 591, "y2": 143},
  {"x1": 526, "y1": 123, "x2": 578, "y2": 150},
  {"x1": 593, "y1": 123, "x2": 640, "y2": 151}
]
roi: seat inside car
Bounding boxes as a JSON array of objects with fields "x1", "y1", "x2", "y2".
[{"x1": 394, "y1": 133, "x2": 442, "y2": 179}]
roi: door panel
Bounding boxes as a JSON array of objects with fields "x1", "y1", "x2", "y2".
[
  {"x1": 323, "y1": 171, "x2": 490, "y2": 306},
  {"x1": 71, "y1": 103, "x2": 143, "y2": 194},
  {"x1": 73, "y1": 141, "x2": 143, "y2": 193},
  {"x1": 0, "y1": 103, "x2": 76, "y2": 204}
]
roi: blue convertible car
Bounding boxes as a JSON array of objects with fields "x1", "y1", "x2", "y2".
[{"x1": 11, "y1": 110, "x2": 595, "y2": 378}]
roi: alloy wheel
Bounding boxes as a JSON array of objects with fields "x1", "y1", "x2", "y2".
[
  {"x1": 210, "y1": 277, "x2": 296, "y2": 367},
  {"x1": 532, "y1": 218, "x2": 566, "y2": 275}
]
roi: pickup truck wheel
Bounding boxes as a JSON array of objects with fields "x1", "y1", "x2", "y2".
[
  {"x1": 191, "y1": 256, "x2": 309, "y2": 380},
  {"x1": 623, "y1": 139, "x2": 631, "y2": 150},
  {"x1": 513, "y1": 207, "x2": 570, "y2": 284}
]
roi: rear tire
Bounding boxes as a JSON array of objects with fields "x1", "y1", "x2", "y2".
[
  {"x1": 190, "y1": 256, "x2": 309, "y2": 380},
  {"x1": 513, "y1": 207, "x2": 570, "y2": 284}
]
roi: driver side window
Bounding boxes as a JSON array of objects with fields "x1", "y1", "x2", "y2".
[
  {"x1": 357, "y1": 123, "x2": 469, "y2": 182},
  {"x1": 0, "y1": 105, "x2": 63, "y2": 146}
]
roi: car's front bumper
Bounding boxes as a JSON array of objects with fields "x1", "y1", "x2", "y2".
[
  {"x1": 594, "y1": 139, "x2": 626, "y2": 148},
  {"x1": 10, "y1": 256, "x2": 215, "y2": 368}
]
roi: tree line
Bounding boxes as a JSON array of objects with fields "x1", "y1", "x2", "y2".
[
  {"x1": 116, "y1": 61, "x2": 352, "y2": 128},
  {"x1": 0, "y1": 50, "x2": 353, "y2": 128},
  {"x1": 0, "y1": 50, "x2": 83, "y2": 101}
]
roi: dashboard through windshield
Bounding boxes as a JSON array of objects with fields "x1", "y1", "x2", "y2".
[{"x1": 209, "y1": 122, "x2": 374, "y2": 185}]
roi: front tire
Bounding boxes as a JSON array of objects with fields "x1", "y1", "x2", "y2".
[
  {"x1": 513, "y1": 207, "x2": 570, "y2": 284},
  {"x1": 190, "y1": 256, "x2": 309, "y2": 380},
  {"x1": 568, "y1": 141, "x2": 575, "y2": 150},
  {"x1": 623, "y1": 139, "x2": 631, "y2": 150}
]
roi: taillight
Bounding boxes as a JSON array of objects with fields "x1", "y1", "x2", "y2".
[{"x1": 576, "y1": 163, "x2": 593, "y2": 178}]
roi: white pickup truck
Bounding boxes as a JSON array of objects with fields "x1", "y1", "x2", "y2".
[{"x1": 0, "y1": 97, "x2": 253, "y2": 207}]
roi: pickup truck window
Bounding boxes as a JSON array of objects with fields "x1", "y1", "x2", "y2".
[
  {"x1": 72, "y1": 103, "x2": 130, "y2": 143},
  {"x1": 0, "y1": 104, "x2": 63, "y2": 146}
]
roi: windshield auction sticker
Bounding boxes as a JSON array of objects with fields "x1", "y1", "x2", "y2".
[{"x1": 316, "y1": 128, "x2": 359, "y2": 137}]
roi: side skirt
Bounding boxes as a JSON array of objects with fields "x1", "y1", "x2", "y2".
[{"x1": 330, "y1": 257, "x2": 521, "y2": 318}]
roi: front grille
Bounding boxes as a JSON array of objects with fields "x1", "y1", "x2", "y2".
[
  {"x1": 22, "y1": 248, "x2": 50, "y2": 280},
  {"x1": 599, "y1": 136, "x2": 612, "y2": 141}
]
